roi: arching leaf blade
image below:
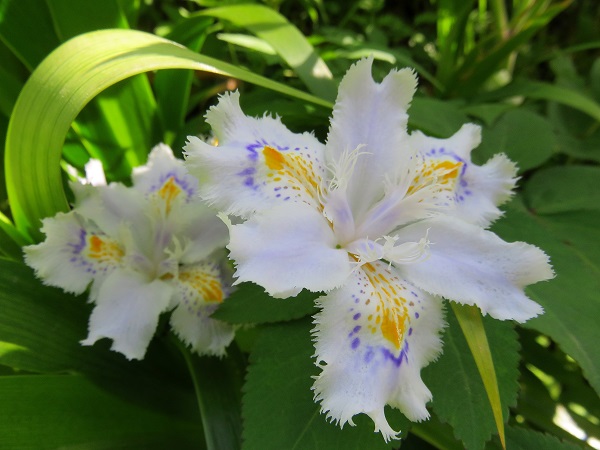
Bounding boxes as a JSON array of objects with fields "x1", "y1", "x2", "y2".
[{"x1": 5, "y1": 28, "x2": 332, "y2": 240}]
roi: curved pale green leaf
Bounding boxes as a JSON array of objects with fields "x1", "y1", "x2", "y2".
[
  {"x1": 199, "y1": 4, "x2": 337, "y2": 101},
  {"x1": 452, "y1": 304, "x2": 506, "y2": 450},
  {"x1": 423, "y1": 308, "x2": 519, "y2": 450},
  {"x1": 5, "y1": 28, "x2": 332, "y2": 240}
]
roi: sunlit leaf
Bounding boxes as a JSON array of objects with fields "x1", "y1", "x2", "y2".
[
  {"x1": 5, "y1": 28, "x2": 331, "y2": 240},
  {"x1": 199, "y1": 4, "x2": 337, "y2": 101}
]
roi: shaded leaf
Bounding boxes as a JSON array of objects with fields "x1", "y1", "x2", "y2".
[
  {"x1": 242, "y1": 319, "x2": 405, "y2": 450},
  {"x1": 212, "y1": 283, "x2": 316, "y2": 324},
  {"x1": 475, "y1": 109, "x2": 555, "y2": 172},
  {"x1": 492, "y1": 197, "x2": 600, "y2": 398},
  {"x1": 503, "y1": 426, "x2": 584, "y2": 450},
  {"x1": 422, "y1": 308, "x2": 520, "y2": 450},
  {"x1": 524, "y1": 165, "x2": 600, "y2": 214},
  {"x1": 409, "y1": 97, "x2": 468, "y2": 137},
  {"x1": 0, "y1": 373, "x2": 203, "y2": 449}
]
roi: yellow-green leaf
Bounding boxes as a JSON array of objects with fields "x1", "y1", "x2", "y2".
[
  {"x1": 452, "y1": 303, "x2": 506, "y2": 449},
  {"x1": 5, "y1": 28, "x2": 332, "y2": 240}
]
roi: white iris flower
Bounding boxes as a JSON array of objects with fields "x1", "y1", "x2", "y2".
[
  {"x1": 184, "y1": 58, "x2": 553, "y2": 441},
  {"x1": 25, "y1": 144, "x2": 234, "y2": 360}
]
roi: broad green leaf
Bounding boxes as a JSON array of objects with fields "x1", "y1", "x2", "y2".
[
  {"x1": 5, "y1": 28, "x2": 331, "y2": 240},
  {"x1": 475, "y1": 109, "x2": 555, "y2": 172},
  {"x1": 422, "y1": 308, "x2": 520, "y2": 450},
  {"x1": 154, "y1": 16, "x2": 214, "y2": 146},
  {"x1": 212, "y1": 282, "x2": 317, "y2": 324},
  {"x1": 452, "y1": 304, "x2": 506, "y2": 449},
  {"x1": 199, "y1": 4, "x2": 337, "y2": 101},
  {"x1": 503, "y1": 426, "x2": 584, "y2": 450},
  {"x1": 0, "y1": 0, "x2": 60, "y2": 70},
  {"x1": 0, "y1": 257, "x2": 132, "y2": 374},
  {"x1": 0, "y1": 373, "x2": 203, "y2": 449},
  {"x1": 242, "y1": 319, "x2": 406, "y2": 450},
  {"x1": 174, "y1": 339, "x2": 244, "y2": 450},
  {"x1": 408, "y1": 97, "x2": 468, "y2": 137},
  {"x1": 411, "y1": 413, "x2": 464, "y2": 450},
  {"x1": 492, "y1": 197, "x2": 600, "y2": 398},
  {"x1": 0, "y1": 212, "x2": 27, "y2": 258},
  {"x1": 481, "y1": 80, "x2": 600, "y2": 123},
  {"x1": 524, "y1": 165, "x2": 600, "y2": 214}
]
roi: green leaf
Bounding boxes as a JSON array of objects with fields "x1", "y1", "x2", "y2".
[
  {"x1": 242, "y1": 319, "x2": 406, "y2": 450},
  {"x1": 5, "y1": 28, "x2": 331, "y2": 240},
  {"x1": 408, "y1": 97, "x2": 468, "y2": 137},
  {"x1": 0, "y1": 257, "x2": 132, "y2": 374},
  {"x1": 492, "y1": 197, "x2": 600, "y2": 398},
  {"x1": 482, "y1": 80, "x2": 600, "y2": 123},
  {"x1": 0, "y1": 0, "x2": 60, "y2": 70},
  {"x1": 422, "y1": 307, "x2": 520, "y2": 450},
  {"x1": 212, "y1": 283, "x2": 317, "y2": 324},
  {"x1": 199, "y1": 4, "x2": 337, "y2": 101},
  {"x1": 452, "y1": 304, "x2": 506, "y2": 449},
  {"x1": 154, "y1": 16, "x2": 214, "y2": 145},
  {"x1": 174, "y1": 339, "x2": 243, "y2": 450},
  {"x1": 475, "y1": 109, "x2": 555, "y2": 172},
  {"x1": 48, "y1": 0, "x2": 162, "y2": 178},
  {"x1": 524, "y1": 165, "x2": 600, "y2": 214},
  {"x1": 503, "y1": 426, "x2": 584, "y2": 450},
  {"x1": 0, "y1": 373, "x2": 203, "y2": 449}
]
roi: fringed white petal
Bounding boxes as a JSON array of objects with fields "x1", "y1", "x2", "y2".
[
  {"x1": 81, "y1": 269, "x2": 174, "y2": 360},
  {"x1": 24, "y1": 211, "x2": 123, "y2": 294},
  {"x1": 312, "y1": 261, "x2": 445, "y2": 441},
  {"x1": 184, "y1": 91, "x2": 327, "y2": 217},
  {"x1": 227, "y1": 202, "x2": 352, "y2": 297},
  {"x1": 169, "y1": 260, "x2": 234, "y2": 356},
  {"x1": 326, "y1": 57, "x2": 417, "y2": 222},
  {"x1": 395, "y1": 216, "x2": 554, "y2": 322},
  {"x1": 409, "y1": 124, "x2": 518, "y2": 227}
]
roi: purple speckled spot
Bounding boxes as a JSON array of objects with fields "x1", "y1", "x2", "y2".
[
  {"x1": 353, "y1": 313, "x2": 361, "y2": 320},
  {"x1": 351, "y1": 337, "x2": 360, "y2": 349},
  {"x1": 408, "y1": 327, "x2": 413, "y2": 336},
  {"x1": 464, "y1": 190, "x2": 472, "y2": 195},
  {"x1": 246, "y1": 142, "x2": 262, "y2": 160},
  {"x1": 415, "y1": 312, "x2": 420, "y2": 319},
  {"x1": 237, "y1": 167, "x2": 256, "y2": 176},
  {"x1": 67, "y1": 228, "x2": 87, "y2": 254},
  {"x1": 382, "y1": 342, "x2": 410, "y2": 367},
  {"x1": 243, "y1": 177, "x2": 254, "y2": 187},
  {"x1": 353, "y1": 325, "x2": 361, "y2": 334},
  {"x1": 284, "y1": 196, "x2": 291, "y2": 201},
  {"x1": 365, "y1": 348, "x2": 375, "y2": 363},
  {"x1": 277, "y1": 145, "x2": 290, "y2": 151},
  {"x1": 410, "y1": 291, "x2": 418, "y2": 297},
  {"x1": 460, "y1": 179, "x2": 468, "y2": 187}
]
